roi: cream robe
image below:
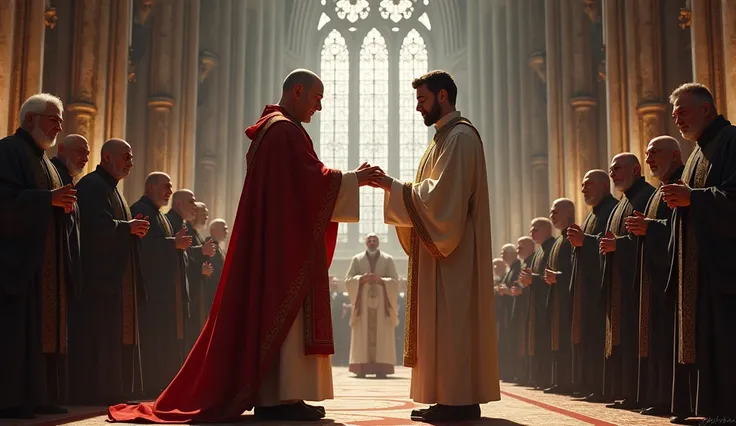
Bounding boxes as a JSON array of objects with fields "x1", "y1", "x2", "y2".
[
  {"x1": 384, "y1": 111, "x2": 500, "y2": 405},
  {"x1": 345, "y1": 252, "x2": 400, "y2": 366},
  {"x1": 257, "y1": 172, "x2": 359, "y2": 406}
]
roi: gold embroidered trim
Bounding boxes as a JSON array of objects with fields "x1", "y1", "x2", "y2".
[{"x1": 605, "y1": 200, "x2": 632, "y2": 357}]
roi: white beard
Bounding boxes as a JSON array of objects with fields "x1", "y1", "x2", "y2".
[{"x1": 31, "y1": 127, "x2": 56, "y2": 150}]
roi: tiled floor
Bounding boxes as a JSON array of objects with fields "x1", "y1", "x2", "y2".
[{"x1": 7, "y1": 366, "x2": 692, "y2": 426}]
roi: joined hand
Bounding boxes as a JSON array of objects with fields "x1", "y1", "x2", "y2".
[
  {"x1": 661, "y1": 180, "x2": 691, "y2": 208},
  {"x1": 354, "y1": 162, "x2": 385, "y2": 187}
]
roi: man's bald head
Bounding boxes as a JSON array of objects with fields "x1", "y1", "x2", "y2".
[
  {"x1": 530, "y1": 217, "x2": 553, "y2": 244},
  {"x1": 279, "y1": 69, "x2": 324, "y2": 124},
  {"x1": 57, "y1": 134, "x2": 90, "y2": 177},
  {"x1": 645, "y1": 136, "x2": 684, "y2": 181},
  {"x1": 609, "y1": 152, "x2": 642, "y2": 192},
  {"x1": 550, "y1": 198, "x2": 575, "y2": 230},
  {"x1": 100, "y1": 138, "x2": 133, "y2": 180},
  {"x1": 172, "y1": 189, "x2": 196, "y2": 221},
  {"x1": 516, "y1": 236, "x2": 536, "y2": 259},
  {"x1": 209, "y1": 218, "x2": 229, "y2": 242},
  {"x1": 492, "y1": 258, "x2": 507, "y2": 278},
  {"x1": 501, "y1": 243, "x2": 517, "y2": 265},
  {"x1": 144, "y1": 172, "x2": 173, "y2": 209},
  {"x1": 192, "y1": 201, "x2": 209, "y2": 229},
  {"x1": 581, "y1": 169, "x2": 611, "y2": 207}
]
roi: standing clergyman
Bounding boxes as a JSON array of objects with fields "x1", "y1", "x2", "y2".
[{"x1": 345, "y1": 233, "x2": 400, "y2": 378}]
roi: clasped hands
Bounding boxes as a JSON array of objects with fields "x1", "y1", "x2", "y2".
[
  {"x1": 359, "y1": 272, "x2": 383, "y2": 286},
  {"x1": 354, "y1": 162, "x2": 392, "y2": 190}
]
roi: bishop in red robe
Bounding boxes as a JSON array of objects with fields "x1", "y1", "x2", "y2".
[{"x1": 108, "y1": 69, "x2": 383, "y2": 423}]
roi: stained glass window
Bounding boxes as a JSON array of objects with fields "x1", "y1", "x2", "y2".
[
  {"x1": 379, "y1": 0, "x2": 415, "y2": 22},
  {"x1": 320, "y1": 29, "x2": 350, "y2": 242},
  {"x1": 399, "y1": 29, "x2": 429, "y2": 183},
  {"x1": 359, "y1": 28, "x2": 389, "y2": 240},
  {"x1": 334, "y1": 0, "x2": 370, "y2": 23}
]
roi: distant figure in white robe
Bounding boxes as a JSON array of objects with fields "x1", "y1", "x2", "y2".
[{"x1": 345, "y1": 233, "x2": 400, "y2": 378}]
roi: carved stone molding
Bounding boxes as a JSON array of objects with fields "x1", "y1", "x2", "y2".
[
  {"x1": 44, "y1": 7, "x2": 57, "y2": 29},
  {"x1": 636, "y1": 101, "x2": 667, "y2": 117},
  {"x1": 198, "y1": 50, "x2": 219, "y2": 83},
  {"x1": 147, "y1": 96, "x2": 175, "y2": 110},
  {"x1": 528, "y1": 51, "x2": 546, "y2": 83},
  {"x1": 679, "y1": 7, "x2": 692, "y2": 30},
  {"x1": 570, "y1": 95, "x2": 597, "y2": 110},
  {"x1": 583, "y1": 0, "x2": 599, "y2": 23}
]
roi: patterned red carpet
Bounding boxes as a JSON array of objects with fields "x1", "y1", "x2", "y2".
[{"x1": 14, "y1": 367, "x2": 689, "y2": 426}]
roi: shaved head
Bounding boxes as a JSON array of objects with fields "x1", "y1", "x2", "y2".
[
  {"x1": 516, "y1": 236, "x2": 536, "y2": 259},
  {"x1": 550, "y1": 198, "x2": 575, "y2": 230},
  {"x1": 209, "y1": 218, "x2": 228, "y2": 242},
  {"x1": 145, "y1": 172, "x2": 170, "y2": 187},
  {"x1": 282, "y1": 69, "x2": 320, "y2": 93},
  {"x1": 279, "y1": 68, "x2": 324, "y2": 124},
  {"x1": 646, "y1": 136, "x2": 684, "y2": 181},
  {"x1": 58, "y1": 134, "x2": 90, "y2": 177},
  {"x1": 145, "y1": 172, "x2": 173, "y2": 208},
  {"x1": 101, "y1": 138, "x2": 130, "y2": 157},
  {"x1": 530, "y1": 217, "x2": 553, "y2": 244},
  {"x1": 501, "y1": 243, "x2": 517, "y2": 265},
  {"x1": 609, "y1": 152, "x2": 642, "y2": 192},
  {"x1": 172, "y1": 189, "x2": 196, "y2": 221},
  {"x1": 192, "y1": 201, "x2": 209, "y2": 229},
  {"x1": 100, "y1": 138, "x2": 133, "y2": 180},
  {"x1": 582, "y1": 169, "x2": 611, "y2": 207},
  {"x1": 492, "y1": 258, "x2": 507, "y2": 278}
]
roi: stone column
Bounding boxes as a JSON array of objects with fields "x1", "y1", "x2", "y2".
[
  {"x1": 569, "y1": 1, "x2": 598, "y2": 223},
  {"x1": 176, "y1": 0, "x2": 200, "y2": 191},
  {"x1": 604, "y1": 0, "x2": 628, "y2": 158},
  {"x1": 1, "y1": 0, "x2": 46, "y2": 134},
  {"x1": 528, "y1": 0, "x2": 549, "y2": 218},
  {"x1": 721, "y1": 0, "x2": 736, "y2": 117},
  {"x1": 517, "y1": 0, "x2": 532, "y2": 223},
  {"x1": 544, "y1": 0, "x2": 565, "y2": 203},
  {"x1": 214, "y1": 0, "x2": 232, "y2": 220},
  {"x1": 491, "y1": 2, "x2": 511, "y2": 249},
  {"x1": 690, "y1": 0, "x2": 727, "y2": 115},
  {"x1": 505, "y1": 0, "x2": 523, "y2": 237}
]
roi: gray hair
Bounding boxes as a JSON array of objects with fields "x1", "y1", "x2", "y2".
[
  {"x1": 19, "y1": 93, "x2": 64, "y2": 126},
  {"x1": 669, "y1": 82, "x2": 716, "y2": 108}
]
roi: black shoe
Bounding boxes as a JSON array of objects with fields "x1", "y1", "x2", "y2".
[
  {"x1": 606, "y1": 398, "x2": 641, "y2": 410},
  {"x1": 35, "y1": 405, "x2": 68, "y2": 415},
  {"x1": 254, "y1": 403, "x2": 324, "y2": 421},
  {"x1": 418, "y1": 404, "x2": 481, "y2": 422},
  {"x1": 670, "y1": 416, "x2": 697, "y2": 425},
  {"x1": 301, "y1": 401, "x2": 326, "y2": 415},
  {"x1": 410, "y1": 405, "x2": 435, "y2": 419},
  {"x1": 580, "y1": 393, "x2": 614, "y2": 403},
  {"x1": 0, "y1": 407, "x2": 36, "y2": 419},
  {"x1": 641, "y1": 406, "x2": 671, "y2": 416}
]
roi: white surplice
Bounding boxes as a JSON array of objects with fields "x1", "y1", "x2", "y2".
[
  {"x1": 344, "y1": 251, "x2": 400, "y2": 367},
  {"x1": 383, "y1": 111, "x2": 500, "y2": 405},
  {"x1": 257, "y1": 172, "x2": 359, "y2": 406}
]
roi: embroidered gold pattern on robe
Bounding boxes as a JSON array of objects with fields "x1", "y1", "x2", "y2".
[
  {"x1": 571, "y1": 213, "x2": 597, "y2": 345},
  {"x1": 401, "y1": 116, "x2": 477, "y2": 368},
  {"x1": 604, "y1": 199, "x2": 633, "y2": 357}
]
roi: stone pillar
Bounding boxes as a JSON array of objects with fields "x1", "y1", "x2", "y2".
[
  {"x1": 721, "y1": 0, "x2": 736, "y2": 117},
  {"x1": 1, "y1": 0, "x2": 46, "y2": 134},
  {"x1": 569, "y1": 2, "x2": 598, "y2": 223},
  {"x1": 176, "y1": 0, "x2": 200, "y2": 191},
  {"x1": 214, "y1": 0, "x2": 232, "y2": 220},
  {"x1": 505, "y1": 0, "x2": 523, "y2": 237},
  {"x1": 690, "y1": 0, "x2": 727, "y2": 116},
  {"x1": 517, "y1": 0, "x2": 532, "y2": 224},
  {"x1": 528, "y1": 0, "x2": 549, "y2": 218},
  {"x1": 544, "y1": 0, "x2": 565, "y2": 204},
  {"x1": 491, "y1": 2, "x2": 511, "y2": 249},
  {"x1": 604, "y1": 0, "x2": 628, "y2": 158}
]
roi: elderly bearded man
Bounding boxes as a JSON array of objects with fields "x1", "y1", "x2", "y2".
[{"x1": 345, "y1": 233, "x2": 400, "y2": 378}]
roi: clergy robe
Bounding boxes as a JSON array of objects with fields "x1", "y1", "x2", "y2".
[
  {"x1": 636, "y1": 165, "x2": 686, "y2": 411},
  {"x1": 546, "y1": 232, "x2": 573, "y2": 390},
  {"x1": 0, "y1": 129, "x2": 79, "y2": 411},
  {"x1": 669, "y1": 115, "x2": 736, "y2": 418},
  {"x1": 108, "y1": 104, "x2": 359, "y2": 422},
  {"x1": 498, "y1": 259, "x2": 521, "y2": 382},
  {"x1": 70, "y1": 166, "x2": 143, "y2": 404},
  {"x1": 50, "y1": 157, "x2": 82, "y2": 296},
  {"x1": 570, "y1": 194, "x2": 617, "y2": 396},
  {"x1": 527, "y1": 237, "x2": 556, "y2": 388},
  {"x1": 345, "y1": 251, "x2": 400, "y2": 376},
  {"x1": 384, "y1": 112, "x2": 500, "y2": 405},
  {"x1": 395, "y1": 292, "x2": 406, "y2": 363},
  {"x1": 511, "y1": 255, "x2": 534, "y2": 383},
  {"x1": 130, "y1": 196, "x2": 188, "y2": 396},
  {"x1": 204, "y1": 238, "x2": 225, "y2": 319},
  {"x1": 601, "y1": 177, "x2": 655, "y2": 401}
]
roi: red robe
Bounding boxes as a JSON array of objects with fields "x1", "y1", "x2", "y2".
[{"x1": 108, "y1": 105, "x2": 342, "y2": 423}]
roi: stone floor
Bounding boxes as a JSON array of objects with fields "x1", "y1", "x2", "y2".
[{"x1": 10, "y1": 366, "x2": 695, "y2": 426}]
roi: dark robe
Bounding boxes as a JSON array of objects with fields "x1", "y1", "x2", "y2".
[
  {"x1": 130, "y1": 196, "x2": 188, "y2": 396},
  {"x1": 331, "y1": 291, "x2": 352, "y2": 366},
  {"x1": 668, "y1": 115, "x2": 736, "y2": 418},
  {"x1": 546, "y1": 232, "x2": 573, "y2": 390},
  {"x1": 601, "y1": 177, "x2": 655, "y2": 402},
  {"x1": 70, "y1": 166, "x2": 144, "y2": 404},
  {"x1": 204, "y1": 239, "x2": 225, "y2": 319},
  {"x1": 527, "y1": 237, "x2": 556, "y2": 388},
  {"x1": 183, "y1": 222, "x2": 209, "y2": 352},
  {"x1": 636, "y1": 166, "x2": 686, "y2": 412},
  {"x1": 510, "y1": 255, "x2": 534, "y2": 383},
  {"x1": 0, "y1": 129, "x2": 79, "y2": 413},
  {"x1": 498, "y1": 260, "x2": 521, "y2": 382},
  {"x1": 50, "y1": 157, "x2": 82, "y2": 297},
  {"x1": 570, "y1": 194, "x2": 617, "y2": 396}
]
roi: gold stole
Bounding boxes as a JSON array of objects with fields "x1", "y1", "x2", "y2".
[
  {"x1": 637, "y1": 189, "x2": 664, "y2": 358},
  {"x1": 110, "y1": 188, "x2": 138, "y2": 346},
  {"x1": 547, "y1": 236, "x2": 564, "y2": 351},
  {"x1": 678, "y1": 139, "x2": 715, "y2": 363},
  {"x1": 159, "y1": 212, "x2": 184, "y2": 341},
  {"x1": 605, "y1": 199, "x2": 632, "y2": 357},
  {"x1": 24, "y1": 147, "x2": 65, "y2": 354},
  {"x1": 571, "y1": 212, "x2": 597, "y2": 345},
  {"x1": 402, "y1": 116, "x2": 477, "y2": 367}
]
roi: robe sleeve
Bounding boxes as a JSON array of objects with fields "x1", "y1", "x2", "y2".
[
  {"x1": 344, "y1": 256, "x2": 361, "y2": 304},
  {"x1": 331, "y1": 172, "x2": 359, "y2": 222},
  {"x1": 76, "y1": 180, "x2": 131, "y2": 254},
  {"x1": 382, "y1": 256, "x2": 400, "y2": 326},
  {"x1": 383, "y1": 131, "x2": 478, "y2": 258}
]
